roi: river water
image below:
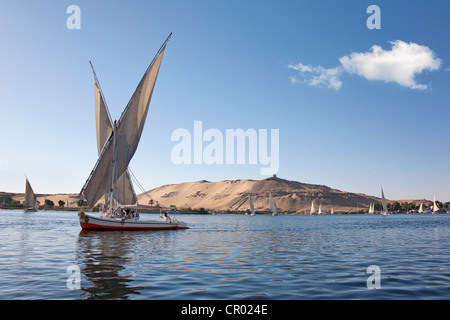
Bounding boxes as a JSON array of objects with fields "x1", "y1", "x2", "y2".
[{"x1": 0, "y1": 210, "x2": 449, "y2": 300}]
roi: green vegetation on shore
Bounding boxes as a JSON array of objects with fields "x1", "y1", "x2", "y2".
[{"x1": 1, "y1": 194, "x2": 449, "y2": 214}]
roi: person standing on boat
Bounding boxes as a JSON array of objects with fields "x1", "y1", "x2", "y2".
[{"x1": 161, "y1": 212, "x2": 171, "y2": 223}]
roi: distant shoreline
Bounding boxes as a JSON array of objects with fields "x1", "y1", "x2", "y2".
[{"x1": 2, "y1": 176, "x2": 448, "y2": 214}]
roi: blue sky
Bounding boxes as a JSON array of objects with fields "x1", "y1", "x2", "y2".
[{"x1": 1, "y1": 0, "x2": 449, "y2": 202}]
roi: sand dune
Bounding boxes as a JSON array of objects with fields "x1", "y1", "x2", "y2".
[
  {"x1": 137, "y1": 175, "x2": 386, "y2": 213},
  {"x1": 4, "y1": 175, "x2": 433, "y2": 213}
]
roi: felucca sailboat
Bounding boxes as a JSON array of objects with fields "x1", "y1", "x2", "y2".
[
  {"x1": 433, "y1": 196, "x2": 440, "y2": 214},
  {"x1": 418, "y1": 203, "x2": 424, "y2": 213},
  {"x1": 24, "y1": 178, "x2": 38, "y2": 212},
  {"x1": 91, "y1": 60, "x2": 137, "y2": 209},
  {"x1": 269, "y1": 193, "x2": 278, "y2": 216},
  {"x1": 248, "y1": 195, "x2": 255, "y2": 216},
  {"x1": 381, "y1": 187, "x2": 389, "y2": 216},
  {"x1": 78, "y1": 33, "x2": 188, "y2": 230}
]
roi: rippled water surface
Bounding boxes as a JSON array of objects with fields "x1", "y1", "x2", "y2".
[{"x1": 0, "y1": 210, "x2": 449, "y2": 299}]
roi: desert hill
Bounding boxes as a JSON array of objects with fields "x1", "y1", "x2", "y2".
[
  {"x1": 3, "y1": 176, "x2": 433, "y2": 213},
  {"x1": 137, "y1": 175, "x2": 392, "y2": 213}
]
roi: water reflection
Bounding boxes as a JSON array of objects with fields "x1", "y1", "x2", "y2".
[
  {"x1": 76, "y1": 230, "x2": 144, "y2": 299},
  {"x1": 67, "y1": 213, "x2": 450, "y2": 299},
  {"x1": 2, "y1": 210, "x2": 449, "y2": 299}
]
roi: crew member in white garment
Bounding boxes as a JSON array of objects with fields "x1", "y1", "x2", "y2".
[{"x1": 161, "y1": 212, "x2": 171, "y2": 223}]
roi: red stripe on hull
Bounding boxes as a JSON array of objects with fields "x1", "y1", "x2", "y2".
[{"x1": 80, "y1": 221, "x2": 184, "y2": 231}]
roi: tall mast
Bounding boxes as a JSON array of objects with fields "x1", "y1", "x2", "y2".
[{"x1": 109, "y1": 120, "x2": 117, "y2": 214}]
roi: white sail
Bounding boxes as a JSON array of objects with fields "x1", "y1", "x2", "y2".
[
  {"x1": 92, "y1": 63, "x2": 137, "y2": 206},
  {"x1": 369, "y1": 203, "x2": 374, "y2": 214},
  {"x1": 249, "y1": 195, "x2": 255, "y2": 216},
  {"x1": 381, "y1": 187, "x2": 389, "y2": 215},
  {"x1": 331, "y1": 206, "x2": 334, "y2": 214},
  {"x1": 115, "y1": 170, "x2": 137, "y2": 205},
  {"x1": 418, "y1": 203, "x2": 423, "y2": 213},
  {"x1": 310, "y1": 200, "x2": 315, "y2": 215},
  {"x1": 81, "y1": 34, "x2": 170, "y2": 209},
  {"x1": 94, "y1": 70, "x2": 113, "y2": 156},
  {"x1": 318, "y1": 204, "x2": 322, "y2": 215},
  {"x1": 433, "y1": 196, "x2": 439, "y2": 214},
  {"x1": 269, "y1": 193, "x2": 278, "y2": 216},
  {"x1": 24, "y1": 178, "x2": 38, "y2": 211}
]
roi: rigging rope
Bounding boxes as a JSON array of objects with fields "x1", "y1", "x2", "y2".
[{"x1": 128, "y1": 168, "x2": 153, "y2": 203}]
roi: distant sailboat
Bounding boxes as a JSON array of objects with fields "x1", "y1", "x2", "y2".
[
  {"x1": 433, "y1": 196, "x2": 439, "y2": 214},
  {"x1": 310, "y1": 200, "x2": 315, "y2": 215},
  {"x1": 368, "y1": 203, "x2": 374, "y2": 214},
  {"x1": 318, "y1": 204, "x2": 322, "y2": 215},
  {"x1": 418, "y1": 203, "x2": 424, "y2": 213},
  {"x1": 249, "y1": 195, "x2": 255, "y2": 216},
  {"x1": 269, "y1": 193, "x2": 278, "y2": 216},
  {"x1": 24, "y1": 178, "x2": 38, "y2": 212},
  {"x1": 381, "y1": 187, "x2": 389, "y2": 216},
  {"x1": 330, "y1": 206, "x2": 334, "y2": 214}
]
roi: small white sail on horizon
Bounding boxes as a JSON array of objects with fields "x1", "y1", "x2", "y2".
[
  {"x1": 368, "y1": 203, "x2": 374, "y2": 214},
  {"x1": 433, "y1": 196, "x2": 439, "y2": 214},
  {"x1": 318, "y1": 204, "x2": 322, "y2": 215},
  {"x1": 381, "y1": 187, "x2": 389, "y2": 216},
  {"x1": 418, "y1": 203, "x2": 424, "y2": 213},
  {"x1": 331, "y1": 206, "x2": 334, "y2": 214},
  {"x1": 248, "y1": 195, "x2": 255, "y2": 216},
  {"x1": 269, "y1": 193, "x2": 278, "y2": 216},
  {"x1": 310, "y1": 200, "x2": 315, "y2": 215}
]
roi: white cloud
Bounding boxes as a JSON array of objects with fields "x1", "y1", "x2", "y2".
[
  {"x1": 289, "y1": 40, "x2": 441, "y2": 90},
  {"x1": 288, "y1": 63, "x2": 342, "y2": 90},
  {"x1": 339, "y1": 40, "x2": 441, "y2": 90}
]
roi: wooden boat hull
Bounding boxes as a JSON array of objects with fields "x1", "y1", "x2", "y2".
[{"x1": 79, "y1": 213, "x2": 189, "y2": 231}]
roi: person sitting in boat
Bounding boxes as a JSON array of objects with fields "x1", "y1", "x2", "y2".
[
  {"x1": 125, "y1": 209, "x2": 136, "y2": 220},
  {"x1": 161, "y1": 212, "x2": 171, "y2": 223}
]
